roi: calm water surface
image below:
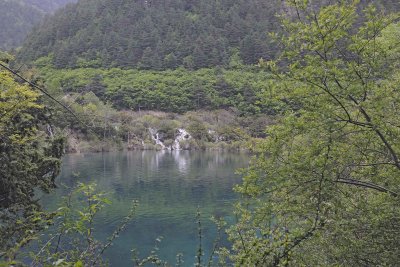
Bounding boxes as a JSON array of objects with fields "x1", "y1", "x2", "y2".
[{"x1": 42, "y1": 150, "x2": 249, "y2": 266}]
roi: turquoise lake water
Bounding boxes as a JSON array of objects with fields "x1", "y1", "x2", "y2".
[{"x1": 41, "y1": 150, "x2": 249, "y2": 266}]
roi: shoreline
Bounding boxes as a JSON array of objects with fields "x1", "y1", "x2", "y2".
[{"x1": 64, "y1": 141, "x2": 252, "y2": 154}]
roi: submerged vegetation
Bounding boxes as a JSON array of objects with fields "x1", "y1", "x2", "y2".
[{"x1": 1, "y1": 0, "x2": 400, "y2": 266}]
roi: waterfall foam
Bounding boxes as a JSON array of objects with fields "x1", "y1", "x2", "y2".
[{"x1": 149, "y1": 128, "x2": 191, "y2": 150}]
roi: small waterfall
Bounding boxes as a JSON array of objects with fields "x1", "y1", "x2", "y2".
[
  {"x1": 47, "y1": 124, "x2": 54, "y2": 138},
  {"x1": 149, "y1": 128, "x2": 166, "y2": 149},
  {"x1": 149, "y1": 128, "x2": 191, "y2": 150},
  {"x1": 173, "y1": 128, "x2": 191, "y2": 150}
]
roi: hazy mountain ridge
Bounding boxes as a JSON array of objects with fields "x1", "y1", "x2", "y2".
[
  {"x1": 0, "y1": 0, "x2": 76, "y2": 50},
  {"x1": 24, "y1": 0, "x2": 77, "y2": 13}
]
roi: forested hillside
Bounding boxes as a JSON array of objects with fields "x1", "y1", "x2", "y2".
[
  {"x1": 0, "y1": 0, "x2": 76, "y2": 50},
  {"x1": 18, "y1": 0, "x2": 282, "y2": 69},
  {"x1": 37, "y1": 62, "x2": 275, "y2": 114},
  {"x1": 12, "y1": 0, "x2": 399, "y2": 152},
  {"x1": 17, "y1": 0, "x2": 400, "y2": 70},
  {"x1": 2, "y1": 1, "x2": 400, "y2": 266}
]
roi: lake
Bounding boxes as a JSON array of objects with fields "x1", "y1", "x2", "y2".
[{"x1": 41, "y1": 150, "x2": 249, "y2": 266}]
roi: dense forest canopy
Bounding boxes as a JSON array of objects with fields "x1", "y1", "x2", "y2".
[
  {"x1": 36, "y1": 63, "x2": 276, "y2": 114},
  {"x1": 0, "y1": 0, "x2": 76, "y2": 50},
  {"x1": 17, "y1": 0, "x2": 400, "y2": 70},
  {"x1": 2, "y1": 0, "x2": 400, "y2": 265},
  {"x1": 18, "y1": 0, "x2": 283, "y2": 69}
]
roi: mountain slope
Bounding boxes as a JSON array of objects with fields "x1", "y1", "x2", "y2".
[
  {"x1": 25, "y1": 0, "x2": 76, "y2": 12},
  {"x1": 17, "y1": 0, "x2": 400, "y2": 70},
  {"x1": 17, "y1": 0, "x2": 282, "y2": 69},
  {"x1": 0, "y1": 0, "x2": 76, "y2": 50}
]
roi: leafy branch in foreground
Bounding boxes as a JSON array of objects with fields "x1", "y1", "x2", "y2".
[
  {"x1": 5, "y1": 183, "x2": 137, "y2": 267},
  {"x1": 228, "y1": 1, "x2": 400, "y2": 266},
  {"x1": 0, "y1": 55, "x2": 64, "y2": 260}
]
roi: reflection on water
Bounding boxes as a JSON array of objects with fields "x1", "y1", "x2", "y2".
[{"x1": 41, "y1": 150, "x2": 249, "y2": 266}]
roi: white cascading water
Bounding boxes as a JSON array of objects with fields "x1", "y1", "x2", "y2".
[
  {"x1": 173, "y1": 128, "x2": 191, "y2": 150},
  {"x1": 47, "y1": 124, "x2": 54, "y2": 138},
  {"x1": 149, "y1": 128, "x2": 166, "y2": 149},
  {"x1": 149, "y1": 128, "x2": 191, "y2": 150}
]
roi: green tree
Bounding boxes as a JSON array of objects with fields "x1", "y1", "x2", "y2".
[
  {"x1": 228, "y1": 48, "x2": 243, "y2": 69},
  {"x1": 86, "y1": 74, "x2": 106, "y2": 100},
  {"x1": 187, "y1": 119, "x2": 209, "y2": 141},
  {"x1": 183, "y1": 55, "x2": 195, "y2": 70},
  {"x1": 229, "y1": 1, "x2": 400, "y2": 266},
  {"x1": 0, "y1": 61, "x2": 64, "y2": 257},
  {"x1": 16, "y1": 0, "x2": 400, "y2": 70},
  {"x1": 164, "y1": 53, "x2": 178, "y2": 69}
]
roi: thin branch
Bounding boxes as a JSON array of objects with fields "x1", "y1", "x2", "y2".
[
  {"x1": 336, "y1": 178, "x2": 398, "y2": 197},
  {"x1": 347, "y1": 94, "x2": 400, "y2": 169}
]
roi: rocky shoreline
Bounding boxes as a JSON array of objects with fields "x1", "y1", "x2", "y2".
[{"x1": 65, "y1": 127, "x2": 251, "y2": 154}]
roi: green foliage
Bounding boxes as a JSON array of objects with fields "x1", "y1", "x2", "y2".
[
  {"x1": 156, "y1": 120, "x2": 180, "y2": 146},
  {"x1": 59, "y1": 103, "x2": 268, "y2": 152},
  {"x1": 2, "y1": 183, "x2": 137, "y2": 266},
  {"x1": 38, "y1": 77, "x2": 270, "y2": 152},
  {"x1": 229, "y1": 1, "x2": 400, "y2": 266},
  {"x1": 0, "y1": 51, "x2": 14, "y2": 63},
  {"x1": 16, "y1": 0, "x2": 400, "y2": 69},
  {"x1": 0, "y1": 65, "x2": 64, "y2": 258},
  {"x1": 36, "y1": 64, "x2": 276, "y2": 114},
  {"x1": 187, "y1": 119, "x2": 209, "y2": 141},
  {"x1": 17, "y1": 0, "x2": 282, "y2": 69}
]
